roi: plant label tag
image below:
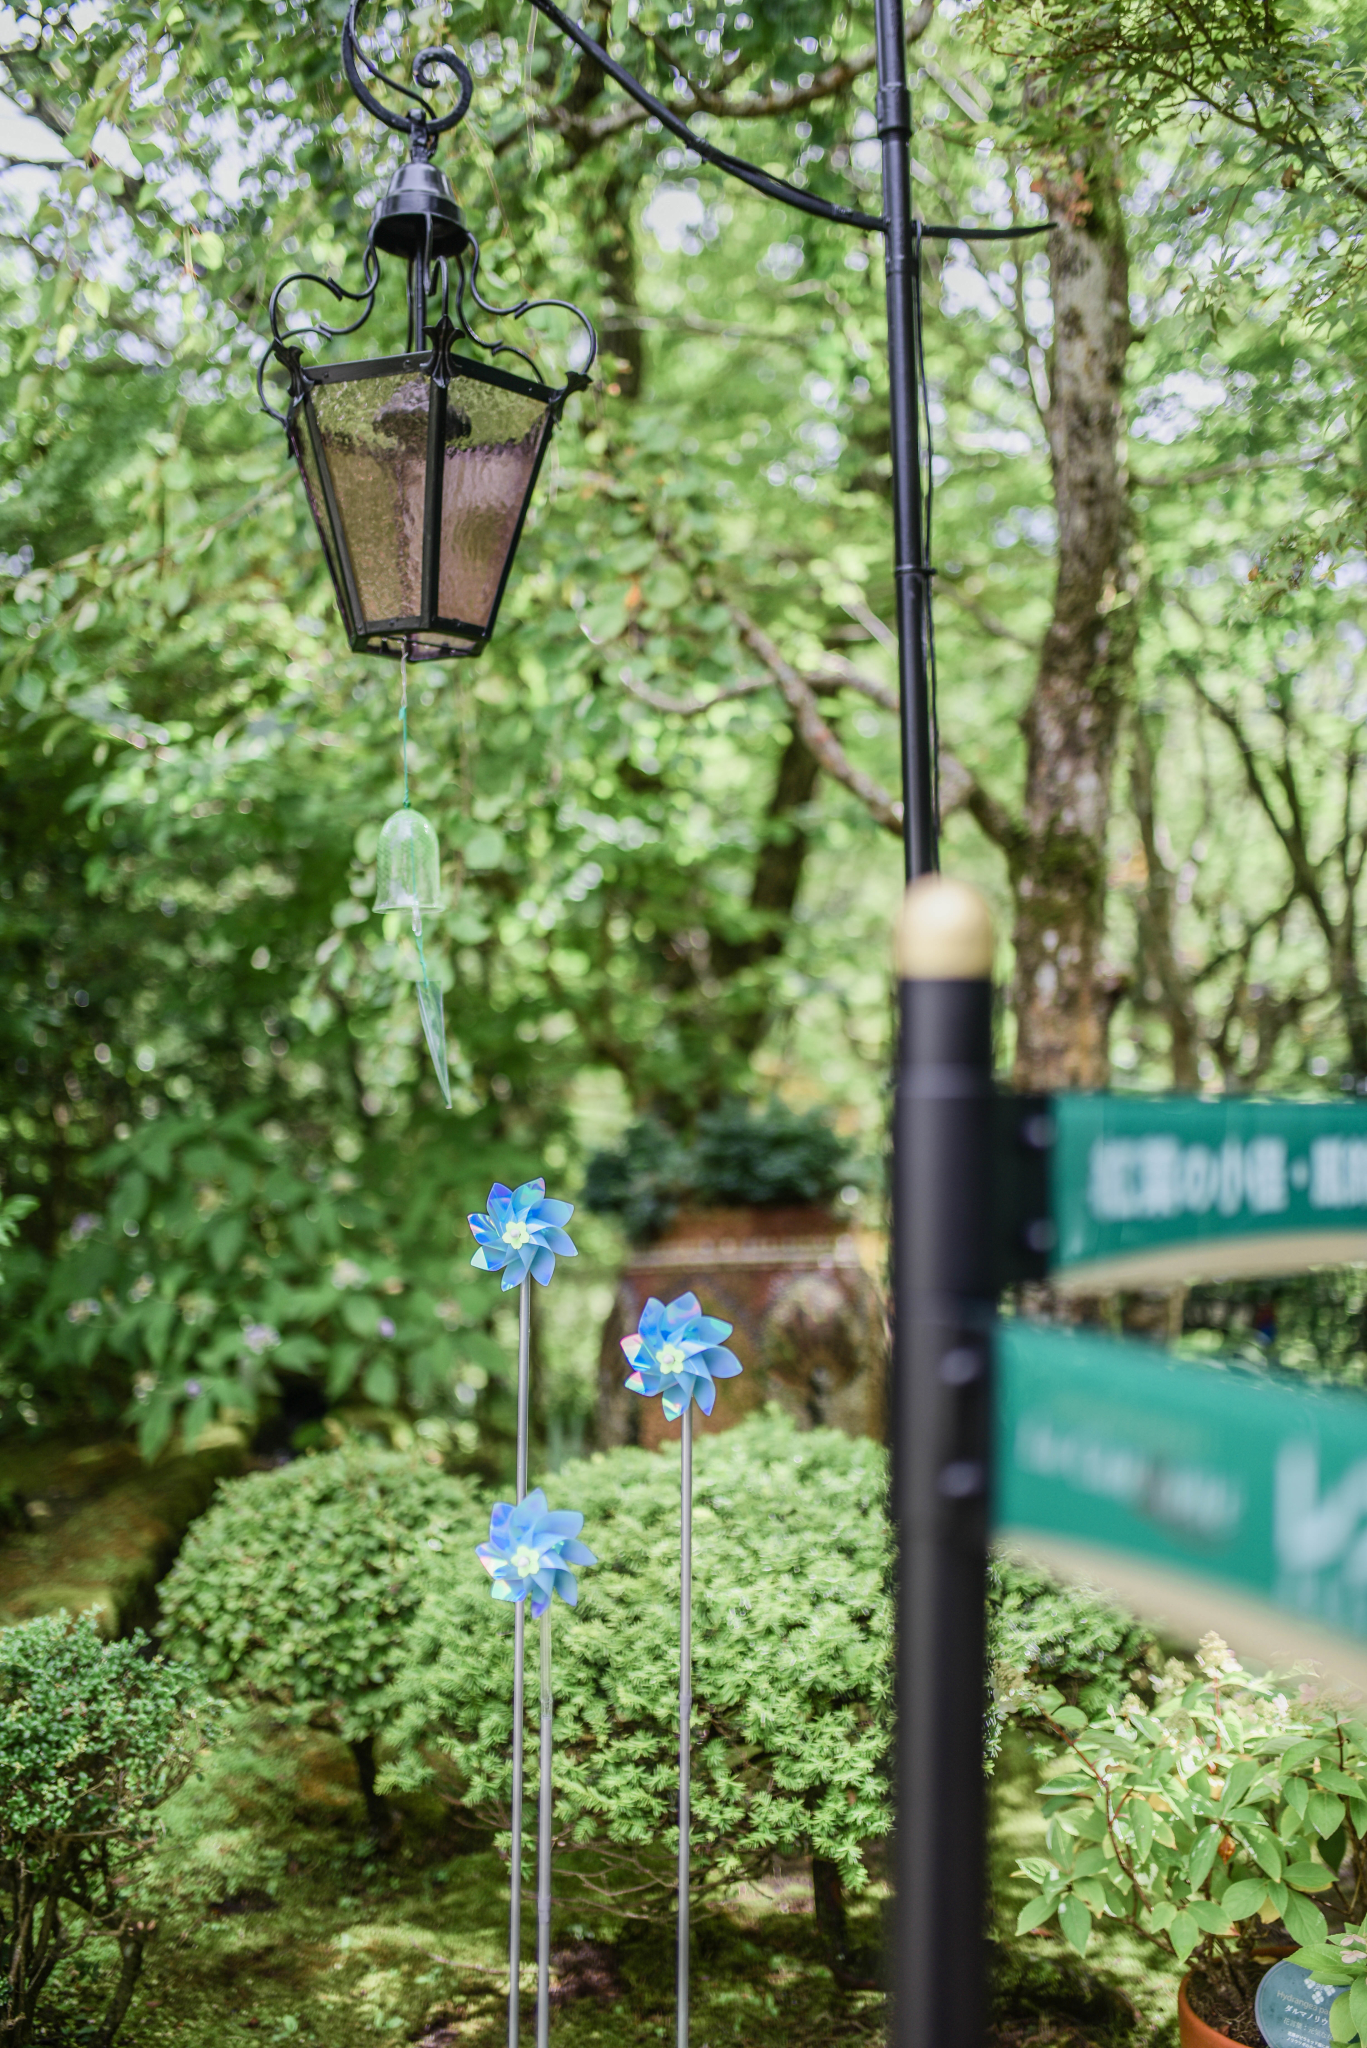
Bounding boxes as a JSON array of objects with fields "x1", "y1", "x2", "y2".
[{"x1": 1254, "y1": 1961, "x2": 1342, "y2": 2048}]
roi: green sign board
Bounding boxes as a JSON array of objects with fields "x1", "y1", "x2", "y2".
[
  {"x1": 996, "y1": 1321, "x2": 1367, "y2": 1693},
  {"x1": 1050, "y1": 1093, "x2": 1367, "y2": 1288}
]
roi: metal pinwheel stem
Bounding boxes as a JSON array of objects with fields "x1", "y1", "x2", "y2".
[
  {"x1": 621, "y1": 1292, "x2": 744, "y2": 2048},
  {"x1": 470, "y1": 1181, "x2": 580, "y2": 2045}
]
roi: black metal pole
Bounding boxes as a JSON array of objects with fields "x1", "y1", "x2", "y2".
[
  {"x1": 892, "y1": 878, "x2": 995, "y2": 2048},
  {"x1": 874, "y1": 0, "x2": 935, "y2": 885}
]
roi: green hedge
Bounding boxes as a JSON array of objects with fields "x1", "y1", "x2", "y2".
[
  {"x1": 388, "y1": 1415, "x2": 890, "y2": 1912},
  {"x1": 159, "y1": 1444, "x2": 481, "y2": 1832}
]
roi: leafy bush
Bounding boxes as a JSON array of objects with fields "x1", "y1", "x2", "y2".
[
  {"x1": 388, "y1": 1414, "x2": 891, "y2": 1915},
  {"x1": 988, "y1": 1554, "x2": 1157, "y2": 1749},
  {"x1": 580, "y1": 1116, "x2": 692, "y2": 1246},
  {"x1": 583, "y1": 1100, "x2": 854, "y2": 1243},
  {"x1": 0, "y1": 1611, "x2": 218, "y2": 2046},
  {"x1": 159, "y1": 1443, "x2": 480, "y2": 1835},
  {"x1": 1013, "y1": 1634, "x2": 1366, "y2": 2017}
]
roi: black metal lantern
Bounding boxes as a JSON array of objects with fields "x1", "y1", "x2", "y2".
[{"x1": 259, "y1": 4, "x2": 596, "y2": 662}]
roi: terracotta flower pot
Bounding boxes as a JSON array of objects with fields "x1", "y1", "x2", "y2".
[
  {"x1": 1178, "y1": 1952, "x2": 1293, "y2": 2048},
  {"x1": 1178, "y1": 1975, "x2": 1235, "y2": 2048},
  {"x1": 595, "y1": 1204, "x2": 887, "y2": 1449}
]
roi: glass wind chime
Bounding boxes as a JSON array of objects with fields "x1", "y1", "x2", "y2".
[{"x1": 374, "y1": 655, "x2": 451, "y2": 1107}]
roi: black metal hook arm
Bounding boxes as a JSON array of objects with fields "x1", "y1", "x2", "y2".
[{"x1": 520, "y1": 0, "x2": 1050, "y2": 243}]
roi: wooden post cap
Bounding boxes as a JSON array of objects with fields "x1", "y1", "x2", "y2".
[{"x1": 895, "y1": 875, "x2": 994, "y2": 980}]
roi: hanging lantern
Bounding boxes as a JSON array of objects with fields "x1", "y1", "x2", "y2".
[
  {"x1": 259, "y1": 2, "x2": 597, "y2": 663},
  {"x1": 374, "y1": 806, "x2": 442, "y2": 913}
]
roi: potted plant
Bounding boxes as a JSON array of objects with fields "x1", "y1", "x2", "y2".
[
  {"x1": 1010, "y1": 1632, "x2": 1367, "y2": 2046},
  {"x1": 582, "y1": 1101, "x2": 884, "y2": 1448}
]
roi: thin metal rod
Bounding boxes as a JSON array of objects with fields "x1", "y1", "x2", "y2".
[
  {"x1": 517, "y1": 1274, "x2": 531, "y2": 1498},
  {"x1": 508, "y1": 1276, "x2": 532, "y2": 2048},
  {"x1": 875, "y1": 0, "x2": 936, "y2": 883},
  {"x1": 509, "y1": 1604, "x2": 526, "y2": 2048},
  {"x1": 536, "y1": 1609, "x2": 553, "y2": 2048},
  {"x1": 677, "y1": 1407, "x2": 692, "y2": 2048}
]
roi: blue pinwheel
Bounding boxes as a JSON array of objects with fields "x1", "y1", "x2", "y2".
[
  {"x1": 476, "y1": 1490, "x2": 596, "y2": 1618},
  {"x1": 468, "y1": 1178, "x2": 577, "y2": 1290},
  {"x1": 621, "y1": 1291, "x2": 743, "y2": 1421}
]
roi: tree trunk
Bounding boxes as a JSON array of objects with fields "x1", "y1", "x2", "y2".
[
  {"x1": 1010, "y1": 144, "x2": 1139, "y2": 1091},
  {"x1": 1129, "y1": 710, "x2": 1201, "y2": 1088},
  {"x1": 95, "y1": 1931, "x2": 146, "y2": 2048},
  {"x1": 810, "y1": 1856, "x2": 881, "y2": 1992},
  {"x1": 349, "y1": 1733, "x2": 395, "y2": 1843}
]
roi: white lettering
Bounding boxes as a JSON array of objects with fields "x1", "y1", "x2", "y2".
[
  {"x1": 1274, "y1": 1441, "x2": 1367, "y2": 1574},
  {"x1": 1309, "y1": 1138, "x2": 1367, "y2": 1210},
  {"x1": 1087, "y1": 1136, "x2": 1289, "y2": 1224}
]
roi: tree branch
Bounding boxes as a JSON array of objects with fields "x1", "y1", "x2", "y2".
[
  {"x1": 618, "y1": 672, "x2": 771, "y2": 715},
  {"x1": 506, "y1": 4, "x2": 933, "y2": 153},
  {"x1": 1134, "y1": 446, "x2": 1344, "y2": 491},
  {"x1": 729, "y1": 606, "x2": 903, "y2": 835}
]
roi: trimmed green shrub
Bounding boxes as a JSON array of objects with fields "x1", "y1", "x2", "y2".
[
  {"x1": 583, "y1": 1100, "x2": 854, "y2": 1243},
  {"x1": 388, "y1": 1414, "x2": 891, "y2": 1916},
  {"x1": 691, "y1": 1100, "x2": 852, "y2": 1209},
  {"x1": 0, "y1": 1611, "x2": 218, "y2": 2046},
  {"x1": 159, "y1": 1443, "x2": 480, "y2": 1834},
  {"x1": 385, "y1": 1418, "x2": 1157, "y2": 1923}
]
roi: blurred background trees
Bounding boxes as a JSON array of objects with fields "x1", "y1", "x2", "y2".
[{"x1": 3, "y1": 0, "x2": 1367, "y2": 1459}]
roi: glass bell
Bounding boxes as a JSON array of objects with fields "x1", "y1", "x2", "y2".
[{"x1": 374, "y1": 806, "x2": 442, "y2": 913}]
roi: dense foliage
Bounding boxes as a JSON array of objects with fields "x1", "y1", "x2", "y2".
[
  {"x1": 0, "y1": 1611, "x2": 218, "y2": 2046},
  {"x1": 987, "y1": 1555, "x2": 1158, "y2": 1744},
  {"x1": 159, "y1": 1443, "x2": 480, "y2": 1832},
  {"x1": 5, "y1": 0, "x2": 1367, "y2": 1425},
  {"x1": 1014, "y1": 1635, "x2": 1367, "y2": 2013},
  {"x1": 583, "y1": 1097, "x2": 854, "y2": 1241}
]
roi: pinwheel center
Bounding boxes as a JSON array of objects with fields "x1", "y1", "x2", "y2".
[
  {"x1": 655, "y1": 1342, "x2": 686, "y2": 1374},
  {"x1": 503, "y1": 1220, "x2": 532, "y2": 1250},
  {"x1": 511, "y1": 1543, "x2": 541, "y2": 1577}
]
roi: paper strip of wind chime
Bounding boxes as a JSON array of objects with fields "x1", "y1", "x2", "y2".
[
  {"x1": 468, "y1": 1180, "x2": 580, "y2": 2048},
  {"x1": 372, "y1": 654, "x2": 452, "y2": 1106},
  {"x1": 622, "y1": 1293, "x2": 743, "y2": 2048}
]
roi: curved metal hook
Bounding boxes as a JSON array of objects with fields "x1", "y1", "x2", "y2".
[
  {"x1": 458, "y1": 240, "x2": 598, "y2": 381},
  {"x1": 267, "y1": 247, "x2": 381, "y2": 349},
  {"x1": 342, "y1": 2, "x2": 473, "y2": 145}
]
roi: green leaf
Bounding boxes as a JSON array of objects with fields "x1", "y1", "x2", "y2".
[
  {"x1": 1058, "y1": 1895, "x2": 1091, "y2": 1955},
  {"x1": 1129, "y1": 1801, "x2": 1155, "y2": 1861},
  {"x1": 1349, "y1": 1977, "x2": 1367, "y2": 2043},
  {"x1": 1283, "y1": 1894, "x2": 1329, "y2": 1946},
  {"x1": 1015, "y1": 1894, "x2": 1057, "y2": 1937},
  {"x1": 1331, "y1": 1993, "x2": 1355, "y2": 2045},
  {"x1": 1309, "y1": 1792, "x2": 1345, "y2": 1837},
  {"x1": 208, "y1": 1216, "x2": 247, "y2": 1274},
  {"x1": 1287, "y1": 1861, "x2": 1337, "y2": 1892},
  {"x1": 1170, "y1": 1910, "x2": 1202, "y2": 1963},
  {"x1": 1218, "y1": 1879, "x2": 1268, "y2": 1922},
  {"x1": 1189, "y1": 1825, "x2": 1222, "y2": 1888}
]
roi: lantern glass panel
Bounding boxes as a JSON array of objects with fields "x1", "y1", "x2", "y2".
[
  {"x1": 374, "y1": 806, "x2": 442, "y2": 912},
  {"x1": 312, "y1": 373, "x2": 430, "y2": 625},
  {"x1": 439, "y1": 373, "x2": 553, "y2": 630},
  {"x1": 294, "y1": 422, "x2": 354, "y2": 636}
]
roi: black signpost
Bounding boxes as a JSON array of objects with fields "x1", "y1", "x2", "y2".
[{"x1": 893, "y1": 878, "x2": 998, "y2": 2047}]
